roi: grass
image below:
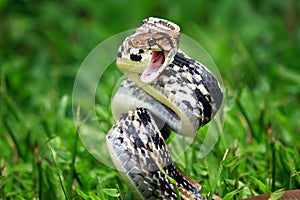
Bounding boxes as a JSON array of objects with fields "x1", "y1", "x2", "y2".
[{"x1": 1, "y1": 0, "x2": 300, "y2": 199}]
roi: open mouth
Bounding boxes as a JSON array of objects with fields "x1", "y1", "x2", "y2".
[{"x1": 141, "y1": 50, "x2": 168, "y2": 83}]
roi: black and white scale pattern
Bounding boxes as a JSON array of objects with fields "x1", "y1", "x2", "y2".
[
  {"x1": 107, "y1": 17, "x2": 223, "y2": 200},
  {"x1": 107, "y1": 108, "x2": 206, "y2": 200}
]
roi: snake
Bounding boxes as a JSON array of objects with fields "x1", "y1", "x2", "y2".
[{"x1": 105, "y1": 17, "x2": 300, "y2": 200}]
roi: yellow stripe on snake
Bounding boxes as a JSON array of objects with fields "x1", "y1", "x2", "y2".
[{"x1": 106, "y1": 17, "x2": 300, "y2": 200}]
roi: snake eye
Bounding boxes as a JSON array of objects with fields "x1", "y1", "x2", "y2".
[{"x1": 148, "y1": 38, "x2": 156, "y2": 46}]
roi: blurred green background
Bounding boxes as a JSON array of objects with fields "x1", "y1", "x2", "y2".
[{"x1": 1, "y1": 0, "x2": 299, "y2": 199}]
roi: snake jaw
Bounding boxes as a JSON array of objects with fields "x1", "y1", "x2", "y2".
[
  {"x1": 141, "y1": 49, "x2": 176, "y2": 83},
  {"x1": 140, "y1": 50, "x2": 166, "y2": 83}
]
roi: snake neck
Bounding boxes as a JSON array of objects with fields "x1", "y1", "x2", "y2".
[
  {"x1": 115, "y1": 17, "x2": 223, "y2": 136},
  {"x1": 114, "y1": 49, "x2": 223, "y2": 136}
]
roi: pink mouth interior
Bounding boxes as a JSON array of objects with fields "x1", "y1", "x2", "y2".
[
  {"x1": 141, "y1": 51, "x2": 166, "y2": 83},
  {"x1": 152, "y1": 51, "x2": 165, "y2": 65}
]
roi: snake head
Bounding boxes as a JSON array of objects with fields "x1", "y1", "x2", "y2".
[
  {"x1": 127, "y1": 31, "x2": 178, "y2": 83},
  {"x1": 117, "y1": 17, "x2": 180, "y2": 83}
]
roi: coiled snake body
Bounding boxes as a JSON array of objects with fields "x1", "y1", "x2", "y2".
[{"x1": 106, "y1": 17, "x2": 300, "y2": 200}]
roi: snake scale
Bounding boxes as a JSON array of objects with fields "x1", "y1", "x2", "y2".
[{"x1": 105, "y1": 17, "x2": 300, "y2": 200}]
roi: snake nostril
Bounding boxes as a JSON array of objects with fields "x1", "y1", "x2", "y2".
[
  {"x1": 128, "y1": 37, "x2": 138, "y2": 47},
  {"x1": 131, "y1": 38, "x2": 140, "y2": 47}
]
